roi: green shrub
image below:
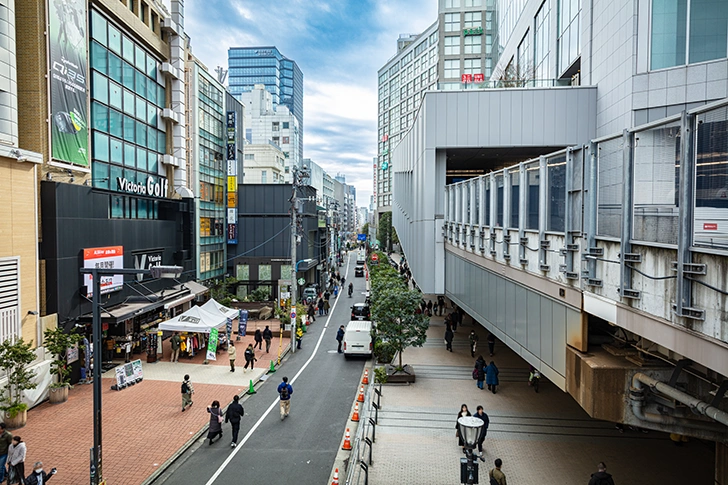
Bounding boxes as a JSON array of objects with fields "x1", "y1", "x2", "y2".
[{"x1": 374, "y1": 366, "x2": 388, "y2": 384}]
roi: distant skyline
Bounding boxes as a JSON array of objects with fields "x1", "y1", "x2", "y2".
[{"x1": 177, "y1": 0, "x2": 438, "y2": 205}]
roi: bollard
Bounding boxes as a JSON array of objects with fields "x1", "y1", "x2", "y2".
[
  {"x1": 269, "y1": 360, "x2": 276, "y2": 373},
  {"x1": 247, "y1": 379, "x2": 256, "y2": 394}
]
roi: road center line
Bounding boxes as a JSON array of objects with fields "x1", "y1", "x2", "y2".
[{"x1": 204, "y1": 253, "x2": 352, "y2": 485}]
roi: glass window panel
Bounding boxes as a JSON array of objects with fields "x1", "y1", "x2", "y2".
[
  {"x1": 509, "y1": 169, "x2": 520, "y2": 228},
  {"x1": 92, "y1": 72, "x2": 108, "y2": 105},
  {"x1": 147, "y1": 126, "x2": 157, "y2": 151},
  {"x1": 91, "y1": 10, "x2": 107, "y2": 44},
  {"x1": 525, "y1": 163, "x2": 540, "y2": 230},
  {"x1": 547, "y1": 156, "x2": 566, "y2": 232},
  {"x1": 158, "y1": 85, "x2": 165, "y2": 107},
  {"x1": 158, "y1": 131, "x2": 166, "y2": 152},
  {"x1": 136, "y1": 96, "x2": 146, "y2": 121},
  {"x1": 148, "y1": 151, "x2": 158, "y2": 173},
  {"x1": 136, "y1": 73, "x2": 146, "y2": 103},
  {"x1": 122, "y1": 36, "x2": 134, "y2": 63},
  {"x1": 110, "y1": 138, "x2": 123, "y2": 164},
  {"x1": 90, "y1": 41, "x2": 108, "y2": 73},
  {"x1": 93, "y1": 162, "x2": 110, "y2": 189},
  {"x1": 496, "y1": 174, "x2": 504, "y2": 227},
  {"x1": 597, "y1": 138, "x2": 624, "y2": 237},
  {"x1": 109, "y1": 109, "x2": 123, "y2": 138},
  {"x1": 484, "y1": 181, "x2": 491, "y2": 226},
  {"x1": 111, "y1": 194, "x2": 124, "y2": 218},
  {"x1": 136, "y1": 147, "x2": 147, "y2": 171},
  {"x1": 122, "y1": 61, "x2": 135, "y2": 89},
  {"x1": 146, "y1": 81, "x2": 156, "y2": 104},
  {"x1": 134, "y1": 46, "x2": 146, "y2": 71},
  {"x1": 136, "y1": 121, "x2": 147, "y2": 148},
  {"x1": 650, "y1": 0, "x2": 687, "y2": 69},
  {"x1": 694, "y1": 107, "x2": 728, "y2": 248},
  {"x1": 93, "y1": 131, "x2": 109, "y2": 162},
  {"x1": 689, "y1": 0, "x2": 728, "y2": 63},
  {"x1": 124, "y1": 142, "x2": 135, "y2": 167},
  {"x1": 109, "y1": 81, "x2": 122, "y2": 110},
  {"x1": 123, "y1": 115, "x2": 135, "y2": 142},
  {"x1": 147, "y1": 103, "x2": 157, "y2": 125},
  {"x1": 137, "y1": 198, "x2": 148, "y2": 219},
  {"x1": 146, "y1": 56, "x2": 156, "y2": 78},
  {"x1": 108, "y1": 52, "x2": 122, "y2": 83},
  {"x1": 123, "y1": 89, "x2": 135, "y2": 116},
  {"x1": 108, "y1": 25, "x2": 121, "y2": 54},
  {"x1": 91, "y1": 102, "x2": 109, "y2": 133},
  {"x1": 126, "y1": 193, "x2": 137, "y2": 218}
]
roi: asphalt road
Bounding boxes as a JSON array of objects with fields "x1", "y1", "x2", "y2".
[{"x1": 152, "y1": 253, "x2": 367, "y2": 485}]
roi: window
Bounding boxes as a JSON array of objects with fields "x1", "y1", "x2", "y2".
[
  {"x1": 444, "y1": 36, "x2": 460, "y2": 55},
  {"x1": 465, "y1": 0, "x2": 482, "y2": 6},
  {"x1": 283, "y1": 152, "x2": 290, "y2": 158},
  {"x1": 534, "y1": 1, "x2": 550, "y2": 80},
  {"x1": 486, "y1": 11, "x2": 493, "y2": 30},
  {"x1": 485, "y1": 58, "x2": 493, "y2": 77},
  {"x1": 463, "y1": 58, "x2": 481, "y2": 75},
  {"x1": 261, "y1": 170, "x2": 267, "y2": 184},
  {"x1": 464, "y1": 36, "x2": 482, "y2": 54},
  {"x1": 525, "y1": 162, "x2": 539, "y2": 230},
  {"x1": 445, "y1": 13, "x2": 460, "y2": 32},
  {"x1": 272, "y1": 136, "x2": 280, "y2": 145},
  {"x1": 444, "y1": 59, "x2": 459, "y2": 78},
  {"x1": 464, "y1": 12, "x2": 482, "y2": 28},
  {"x1": 547, "y1": 156, "x2": 566, "y2": 232},
  {"x1": 445, "y1": 0, "x2": 460, "y2": 7},
  {"x1": 282, "y1": 122, "x2": 290, "y2": 129},
  {"x1": 495, "y1": 174, "x2": 504, "y2": 226},
  {"x1": 485, "y1": 34, "x2": 493, "y2": 54},
  {"x1": 282, "y1": 136, "x2": 290, "y2": 144},
  {"x1": 518, "y1": 30, "x2": 532, "y2": 79},
  {"x1": 557, "y1": 0, "x2": 580, "y2": 74},
  {"x1": 509, "y1": 169, "x2": 520, "y2": 228},
  {"x1": 236, "y1": 264, "x2": 250, "y2": 281},
  {"x1": 272, "y1": 122, "x2": 280, "y2": 131}
]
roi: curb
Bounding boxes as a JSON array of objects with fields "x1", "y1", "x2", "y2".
[{"x1": 141, "y1": 342, "x2": 293, "y2": 485}]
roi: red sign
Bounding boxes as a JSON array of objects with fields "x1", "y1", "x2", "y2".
[
  {"x1": 461, "y1": 74, "x2": 473, "y2": 83},
  {"x1": 381, "y1": 134, "x2": 389, "y2": 142},
  {"x1": 704, "y1": 223, "x2": 718, "y2": 231},
  {"x1": 371, "y1": 253, "x2": 379, "y2": 261},
  {"x1": 473, "y1": 73, "x2": 485, "y2": 83}
]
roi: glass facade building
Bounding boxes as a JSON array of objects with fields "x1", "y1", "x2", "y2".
[
  {"x1": 89, "y1": 8, "x2": 168, "y2": 219},
  {"x1": 228, "y1": 47, "x2": 303, "y2": 162}
]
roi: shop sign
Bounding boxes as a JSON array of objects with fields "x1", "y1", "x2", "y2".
[
  {"x1": 133, "y1": 248, "x2": 164, "y2": 281},
  {"x1": 227, "y1": 111, "x2": 238, "y2": 247},
  {"x1": 117, "y1": 175, "x2": 169, "y2": 198},
  {"x1": 474, "y1": 73, "x2": 485, "y2": 83},
  {"x1": 83, "y1": 246, "x2": 124, "y2": 297},
  {"x1": 462, "y1": 74, "x2": 473, "y2": 83},
  {"x1": 67, "y1": 344, "x2": 79, "y2": 363},
  {"x1": 463, "y1": 26, "x2": 483, "y2": 36}
]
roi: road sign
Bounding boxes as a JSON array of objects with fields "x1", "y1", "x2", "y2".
[
  {"x1": 357, "y1": 233, "x2": 367, "y2": 241},
  {"x1": 290, "y1": 310, "x2": 297, "y2": 321},
  {"x1": 298, "y1": 278, "x2": 305, "y2": 285},
  {"x1": 371, "y1": 253, "x2": 379, "y2": 261}
]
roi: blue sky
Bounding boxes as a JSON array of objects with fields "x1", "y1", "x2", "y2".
[{"x1": 179, "y1": 0, "x2": 438, "y2": 206}]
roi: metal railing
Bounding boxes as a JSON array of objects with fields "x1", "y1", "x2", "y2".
[{"x1": 345, "y1": 380, "x2": 383, "y2": 485}]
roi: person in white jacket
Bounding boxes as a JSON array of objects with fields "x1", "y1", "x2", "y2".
[{"x1": 7, "y1": 436, "x2": 26, "y2": 484}]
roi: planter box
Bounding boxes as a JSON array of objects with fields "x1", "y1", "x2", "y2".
[
  {"x1": 4, "y1": 409, "x2": 26, "y2": 430},
  {"x1": 385, "y1": 364, "x2": 416, "y2": 383},
  {"x1": 49, "y1": 385, "x2": 70, "y2": 404}
]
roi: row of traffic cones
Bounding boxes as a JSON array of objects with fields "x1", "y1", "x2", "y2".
[{"x1": 334, "y1": 368, "x2": 370, "y2": 483}]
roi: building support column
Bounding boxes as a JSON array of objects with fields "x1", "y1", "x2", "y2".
[
  {"x1": 518, "y1": 163, "x2": 527, "y2": 265},
  {"x1": 538, "y1": 155, "x2": 548, "y2": 271},
  {"x1": 619, "y1": 129, "x2": 639, "y2": 300}
]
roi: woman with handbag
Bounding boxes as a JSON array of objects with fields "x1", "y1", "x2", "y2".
[
  {"x1": 206, "y1": 401, "x2": 224, "y2": 445},
  {"x1": 456, "y1": 404, "x2": 471, "y2": 450},
  {"x1": 6, "y1": 436, "x2": 25, "y2": 484}
]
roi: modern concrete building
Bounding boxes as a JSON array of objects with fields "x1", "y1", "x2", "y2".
[
  {"x1": 391, "y1": 0, "x2": 728, "y2": 475},
  {"x1": 239, "y1": 84, "x2": 300, "y2": 181},
  {"x1": 228, "y1": 47, "x2": 303, "y2": 163},
  {"x1": 241, "y1": 143, "x2": 286, "y2": 184}
]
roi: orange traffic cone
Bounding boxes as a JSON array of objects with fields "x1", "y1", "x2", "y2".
[
  {"x1": 351, "y1": 402, "x2": 360, "y2": 422},
  {"x1": 357, "y1": 385, "x2": 365, "y2": 402},
  {"x1": 362, "y1": 369, "x2": 369, "y2": 385},
  {"x1": 342, "y1": 429, "x2": 352, "y2": 450},
  {"x1": 331, "y1": 468, "x2": 339, "y2": 485}
]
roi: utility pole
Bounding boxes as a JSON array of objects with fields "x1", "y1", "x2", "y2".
[{"x1": 289, "y1": 166, "x2": 310, "y2": 353}]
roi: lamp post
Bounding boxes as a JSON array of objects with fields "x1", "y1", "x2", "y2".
[
  {"x1": 457, "y1": 416, "x2": 484, "y2": 485},
  {"x1": 79, "y1": 265, "x2": 183, "y2": 485}
]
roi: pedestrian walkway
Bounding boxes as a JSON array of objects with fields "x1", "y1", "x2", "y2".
[
  {"x1": 366, "y1": 310, "x2": 714, "y2": 485},
  {"x1": 10, "y1": 332, "x2": 290, "y2": 485}
]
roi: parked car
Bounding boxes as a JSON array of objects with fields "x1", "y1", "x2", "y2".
[
  {"x1": 355, "y1": 266, "x2": 365, "y2": 277},
  {"x1": 302, "y1": 286, "x2": 318, "y2": 304},
  {"x1": 343, "y1": 320, "x2": 373, "y2": 358},
  {"x1": 351, "y1": 303, "x2": 371, "y2": 321}
]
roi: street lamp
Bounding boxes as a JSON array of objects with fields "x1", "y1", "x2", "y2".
[
  {"x1": 457, "y1": 416, "x2": 484, "y2": 485},
  {"x1": 79, "y1": 265, "x2": 183, "y2": 485}
]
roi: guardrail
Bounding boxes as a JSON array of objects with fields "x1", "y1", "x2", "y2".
[{"x1": 345, "y1": 380, "x2": 383, "y2": 485}]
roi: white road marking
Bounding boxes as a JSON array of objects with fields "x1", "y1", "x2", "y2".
[{"x1": 204, "y1": 254, "x2": 352, "y2": 485}]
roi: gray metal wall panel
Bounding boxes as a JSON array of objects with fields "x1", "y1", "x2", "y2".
[
  {"x1": 467, "y1": 95, "x2": 480, "y2": 146},
  {"x1": 544, "y1": 94, "x2": 557, "y2": 142},
  {"x1": 526, "y1": 290, "x2": 541, "y2": 355},
  {"x1": 552, "y1": 305, "x2": 567, "y2": 375},
  {"x1": 521, "y1": 90, "x2": 534, "y2": 146},
  {"x1": 496, "y1": 275, "x2": 506, "y2": 330},
  {"x1": 457, "y1": 94, "x2": 469, "y2": 147},
  {"x1": 540, "y1": 297, "x2": 553, "y2": 366},
  {"x1": 515, "y1": 285, "x2": 528, "y2": 344},
  {"x1": 505, "y1": 280, "x2": 516, "y2": 338}
]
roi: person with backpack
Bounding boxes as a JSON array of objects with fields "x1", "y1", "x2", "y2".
[
  {"x1": 489, "y1": 458, "x2": 506, "y2": 485},
  {"x1": 206, "y1": 400, "x2": 223, "y2": 445},
  {"x1": 336, "y1": 325, "x2": 345, "y2": 353},
  {"x1": 278, "y1": 376, "x2": 293, "y2": 420},
  {"x1": 474, "y1": 356, "x2": 486, "y2": 390},
  {"x1": 181, "y1": 374, "x2": 194, "y2": 412},
  {"x1": 225, "y1": 395, "x2": 245, "y2": 448},
  {"x1": 588, "y1": 462, "x2": 616, "y2": 485},
  {"x1": 263, "y1": 326, "x2": 273, "y2": 353},
  {"x1": 243, "y1": 344, "x2": 257, "y2": 372}
]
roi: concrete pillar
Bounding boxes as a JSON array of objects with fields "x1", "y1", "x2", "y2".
[{"x1": 717, "y1": 442, "x2": 728, "y2": 485}]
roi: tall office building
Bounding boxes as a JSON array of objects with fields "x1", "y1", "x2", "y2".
[{"x1": 228, "y1": 47, "x2": 303, "y2": 162}]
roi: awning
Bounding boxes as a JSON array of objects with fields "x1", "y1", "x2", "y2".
[
  {"x1": 296, "y1": 259, "x2": 319, "y2": 272},
  {"x1": 157, "y1": 305, "x2": 227, "y2": 334},
  {"x1": 163, "y1": 293, "x2": 196, "y2": 310},
  {"x1": 201, "y1": 299, "x2": 238, "y2": 320},
  {"x1": 171, "y1": 280, "x2": 209, "y2": 297}
]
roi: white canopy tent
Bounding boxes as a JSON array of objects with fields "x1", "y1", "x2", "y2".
[
  {"x1": 158, "y1": 305, "x2": 227, "y2": 334},
  {"x1": 201, "y1": 299, "x2": 238, "y2": 321}
]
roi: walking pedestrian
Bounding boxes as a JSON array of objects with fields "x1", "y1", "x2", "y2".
[
  {"x1": 181, "y1": 374, "x2": 194, "y2": 412},
  {"x1": 296, "y1": 324, "x2": 303, "y2": 350},
  {"x1": 336, "y1": 325, "x2": 345, "y2": 353},
  {"x1": 309, "y1": 303, "x2": 317, "y2": 322},
  {"x1": 341, "y1": 276, "x2": 346, "y2": 287},
  {"x1": 206, "y1": 400, "x2": 224, "y2": 445},
  {"x1": 253, "y1": 328, "x2": 263, "y2": 350},
  {"x1": 170, "y1": 331, "x2": 182, "y2": 362},
  {"x1": 317, "y1": 298, "x2": 325, "y2": 316},
  {"x1": 489, "y1": 458, "x2": 506, "y2": 485},
  {"x1": 7, "y1": 436, "x2": 25, "y2": 484},
  {"x1": 324, "y1": 299, "x2": 331, "y2": 315},
  {"x1": 0, "y1": 422, "x2": 12, "y2": 483},
  {"x1": 24, "y1": 462, "x2": 57, "y2": 485},
  {"x1": 487, "y1": 333, "x2": 496, "y2": 357},
  {"x1": 456, "y1": 404, "x2": 471, "y2": 449},
  {"x1": 243, "y1": 344, "x2": 257, "y2": 372},
  {"x1": 438, "y1": 296, "x2": 445, "y2": 316},
  {"x1": 469, "y1": 330, "x2": 479, "y2": 357},
  {"x1": 588, "y1": 462, "x2": 615, "y2": 485},
  {"x1": 324, "y1": 290, "x2": 330, "y2": 302},
  {"x1": 485, "y1": 361, "x2": 500, "y2": 394},
  {"x1": 278, "y1": 376, "x2": 293, "y2": 420},
  {"x1": 427, "y1": 300, "x2": 433, "y2": 316},
  {"x1": 445, "y1": 326, "x2": 454, "y2": 352},
  {"x1": 473, "y1": 406, "x2": 490, "y2": 456},
  {"x1": 451, "y1": 312, "x2": 459, "y2": 332},
  {"x1": 227, "y1": 343, "x2": 236, "y2": 372},
  {"x1": 263, "y1": 325, "x2": 273, "y2": 353},
  {"x1": 334, "y1": 285, "x2": 339, "y2": 298},
  {"x1": 474, "y1": 356, "x2": 486, "y2": 390},
  {"x1": 225, "y1": 395, "x2": 245, "y2": 448}
]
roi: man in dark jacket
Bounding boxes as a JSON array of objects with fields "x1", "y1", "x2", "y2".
[
  {"x1": 588, "y1": 462, "x2": 616, "y2": 485},
  {"x1": 263, "y1": 326, "x2": 273, "y2": 353},
  {"x1": 278, "y1": 377, "x2": 294, "y2": 420},
  {"x1": 336, "y1": 325, "x2": 345, "y2": 353},
  {"x1": 472, "y1": 406, "x2": 489, "y2": 456},
  {"x1": 445, "y1": 326, "x2": 454, "y2": 352},
  {"x1": 225, "y1": 395, "x2": 245, "y2": 448},
  {"x1": 25, "y1": 461, "x2": 56, "y2": 485}
]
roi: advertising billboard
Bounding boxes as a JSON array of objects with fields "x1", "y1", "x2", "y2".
[
  {"x1": 83, "y1": 246, "x2": 124, "y2": 297},
  {"x1": 48, "y1": 0, "x2": 89, "y2": 166},
  {"x1": 226, "y1": 111, "x2": 238, "y2": 244}
]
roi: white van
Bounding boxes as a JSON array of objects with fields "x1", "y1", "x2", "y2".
[
  {"x1": 356, "y1": 250, "x2": 366, "y2": 264},
  {"x1": 343, "y1": 320, "x2": 373, "y2": 358}
]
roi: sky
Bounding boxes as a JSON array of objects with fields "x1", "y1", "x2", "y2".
[{"x1": 177, "y1": 0, "x2": 438, "y2": 207}]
